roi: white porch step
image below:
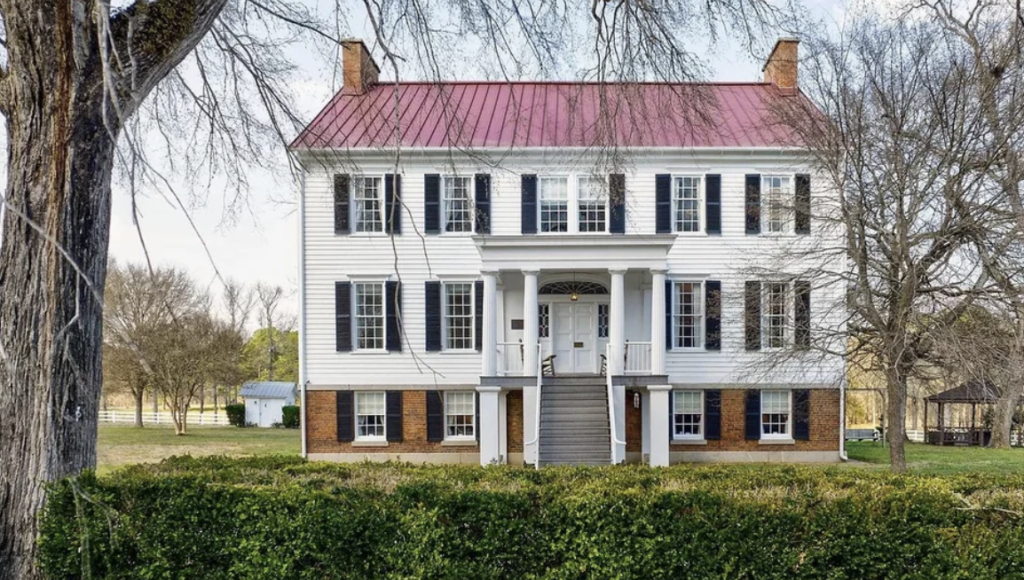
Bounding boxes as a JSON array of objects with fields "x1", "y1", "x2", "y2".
[{"x1": 537, "y1": 379, "x2": 611, "y2": 466}]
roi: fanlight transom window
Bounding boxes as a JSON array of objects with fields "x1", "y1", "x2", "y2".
[{"x1": 539, "y1": 281, "x2": 608, "y2": 295}]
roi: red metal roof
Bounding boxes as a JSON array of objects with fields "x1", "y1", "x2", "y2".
[{"x1": 291, "y1": 82, "x2": 813, "y2": 150}]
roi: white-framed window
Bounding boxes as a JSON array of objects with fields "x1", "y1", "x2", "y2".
[
  {"x1": 761, "y1": 390, "x2": 791, "y2": 439},
  {"x1": 538, "y1": 303, "x2": 550, "y2": 338},
  {"x1": 673, "y1": 390, "x2": 703, "y2": 439},
  {"x1": 444, "y1": 391, "x2": 476, "y2": 439},
  {"x1": 443, "y1": 176, "x2": 473, "y2": 233},
  {"x1": 597, "y1": 303, "x2": 610, "y2": 338},
  {"x1": 354, "y1": 282, "x2": 385, "y2": 351},
  {"x1": 353, "y1": 176, "x2": 384, "y2": 233},
  {"x1": 674, "y1": 176, "x2": 702, "y2": 233},
  {"x1": 539, "y1": 177, "x2": 569, "y2": 232},
  {"x1": 673, "y1": 281, "x2": 704, "y2": 349},
  {"x1": 355, "y1": 392, "x2": 386, "y2": 440},
  {"x1": 763, "y1": 282, "x2": 787, "y2": 349},
  {"x1": 443, "y1": 282, "x2": 474, "y2": 350},
  {"x1": 762, "y1": 175, "x2": 792, "y2": 234},
  {"x1": 577, "y1": 176, "x2": 607, "y2": 233}
]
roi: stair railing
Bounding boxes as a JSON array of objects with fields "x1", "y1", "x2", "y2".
[
  {"x1": 523, "y1": 342, "x2": 543, "y2": 468},
  {"x1": 606, "y1": 344, "x2": 626, "y2": 464}
]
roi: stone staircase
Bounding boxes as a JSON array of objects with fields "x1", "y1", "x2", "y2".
[{"x1": 537, "y1": 376, "x2": 611, "y2": 466}]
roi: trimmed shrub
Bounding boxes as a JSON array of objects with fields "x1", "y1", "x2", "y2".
[
  {"x1": 225, "y1": 403, "x2": 245, "y2": 427},
  {"x1": 282, "y1": 405, "x2": 300, "y2": 429},
  {"x1": 39, "y1": 459, "x2": 1024, "y2": 579}
]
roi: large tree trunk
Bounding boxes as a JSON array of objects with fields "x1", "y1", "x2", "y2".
[
  {"x1": 134, "y1": 388, "x2": 145, "y2": 428},
  {"x1": 990, "y1": 390, "x2": 1018, "y2": 448},
  {"x1": 885, "y1": 368, "x2": 908, "y2": 473}
]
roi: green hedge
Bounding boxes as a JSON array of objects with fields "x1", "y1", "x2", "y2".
[
  {"x1": 281, "y1": 405, "x2": 300, "y2": 429},
  {"x1": 40, "y1": 458, "x2": 1024, "y2": 579},
  {"x1": 225, "y1": 403, "x2": 245, "y2": 427}
]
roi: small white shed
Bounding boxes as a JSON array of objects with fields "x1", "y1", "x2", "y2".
[{"x1": 240, "y1": 381, "x2": 297, "y2": 427}]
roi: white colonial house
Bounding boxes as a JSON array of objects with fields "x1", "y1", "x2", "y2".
[{"x1": 292, "y1": 38, "x2": 847, "y2": 466}]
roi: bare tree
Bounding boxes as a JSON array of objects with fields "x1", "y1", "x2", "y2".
[{"x1": 255, "y1": 283, "x2": 284, "y2": 381}]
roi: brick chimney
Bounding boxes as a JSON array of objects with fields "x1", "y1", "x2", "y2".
[
  {"x1": 762, "y1": 38, "x2": 799, "y2": 89},
  {"x1": 342, "y1": 39, "x2": 379, "y2": 94}
]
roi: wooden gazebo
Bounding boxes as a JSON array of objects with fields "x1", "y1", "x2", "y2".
[{"x1": 924, "y1": 380, "x2": 1002, "y2": 446}]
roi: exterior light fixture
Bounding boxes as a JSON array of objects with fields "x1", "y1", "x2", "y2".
[{"x1": 570, "y1": 271, "x2": 579, "y2": 301}]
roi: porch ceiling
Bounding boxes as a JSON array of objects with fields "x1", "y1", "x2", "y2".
[{"x1": 473, "y1": 234, "x2": 676, "y2": 271}]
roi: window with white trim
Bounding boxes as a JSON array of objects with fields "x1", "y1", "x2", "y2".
[
  {"x1": 443, "y1": 176, "x2": 473, "y2": 233},
  {"x1": 443, "y1": 282, "x2": 474, "y2": 350},
  {"x1": 538, "y1": 303, "x2": 550, "y2": 338},
  {"x1": 673, "y1": 176, "x2": 702, "y2": 232},
  {"x1": 763, "y1": 282, "x2": 787, "y2": 349},
  {"x1": 577, "y1": 176, "x2": 607, "y2": 232},
  {"x1": 353, "y1": 176, "x2": 384, "y2": 233},
  {"x1": 674, "y1": 281, "x2": 703, "y2": 349},
  {"x1": 354, "y1": 282, "x2": 385, "y2": 350},
  {"x1": 761, "y1": 390, "x2": 791, "y2": 439},
  {"x1": 762, "y1": 176, "x2": 792, "y2": 234},
  {"x1": 673, "y1": 390, "x2": 703, "y2": 439},
  {"x1": 597, "y1": 304, "x2": 610, "y2": 338},
  {"x1": 539, "y1": 177, "x2": 569, "y2": 232},
  {"x1": 444, "y1": 391, "x2": 476, "y2": 439},
  {"x1": 355, "y1": 392, "x2": 386, "y2": 439}
]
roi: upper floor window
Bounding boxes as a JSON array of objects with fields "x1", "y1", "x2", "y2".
[
  {"x1": 444, "y1": 282, "x2": 474, "y2": 350},
  {"x1": 445, "y1": 391, "x2": 476, "y2": 439},
  {"x1": 761, "y1": 390, "x2": 791, "y2": 439},
  {"x1": 539, "y1": 177, "x2": 569, "y2": 232},
  {"x1": 673, "y1": 390, "x2": 703, "y2": 439},
  {"x1": 763, "y1": 282, "x2": 787, "y2": 349},
  {"x1": 355, "y1": 392, "x2": 386, "y2": 440},
  {"x1": 443, "y1": 176, "x2": 473, "y2": 233},
  {"x1": 674, "y1": 176, "x2": 702, "y2": 232},
  {"x1": 673, "y1": 281, "x2": 704, "y2": 349},
  {"x1": 763, "y1": 176, "x2": 792, "y2": 233},
  {"x1": 354, "y1": 282, "x2": 385, "y2": 350},
  {"x1": 353, "y1": 176, "x2": 384, "y2": 233},
  {"x1": 577, "y1": 177, "x2": 607, "y2": 233}
]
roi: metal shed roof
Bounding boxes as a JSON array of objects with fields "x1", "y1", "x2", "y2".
[{"x1": 240, "y1": 381, "x2": 297, "y2": 399}]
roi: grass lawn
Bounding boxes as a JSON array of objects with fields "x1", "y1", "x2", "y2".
[
  {"x1": 98, "y1": 424, "x2": 299, "y2": 475},
  {"x1": 846, "y1": 440, "x2": 1024, "y2": 475}
]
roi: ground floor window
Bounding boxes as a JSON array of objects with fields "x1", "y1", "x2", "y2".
[
  {"x1": 355, "y1": 392, "x2": 386, "y2": 440},
  {"x1": 673, "y1": 390, "x2": 703, "y2": 439},
  {"x1": 761, "y1": 390, "x2": 791, "y2": 439},
  {"x1": 538, "y1": 303, "x2": 550, "y2": 338},
  {"x1": 445, "y1": 391, "x2": 475, "y2": 439}
]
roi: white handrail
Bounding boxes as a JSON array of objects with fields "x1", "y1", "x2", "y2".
[
  {"x1": 524, "y1": 343, "x2": 543, "y2": 468},
  {"x1": 606, "y1": 344, "x2": 626, "y2": 464}
]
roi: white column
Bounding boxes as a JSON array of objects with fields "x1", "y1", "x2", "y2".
[
  {"x1": 477, "y1": 386, "x2": 502, "y2": 465},
  {"x1": 482, "y1": 270, "x2": 499, "y2": 376},
  {"x1": 498, "y1": 390, "x2": 508, "y2": 463},
  {"x1": 523, "y1": 270, "x2": 539, "y2": 376},
  {"x1": 641, "y1": 390, "x2": 651, "y2": 459},
  {"x1": 651, "y1": 269, "x2": 667, "y2": 375},
  {"x1": 609, "y1": 269, "x2": 626, "y2": 375},
  {"x1": 612, "y1": 384, "x2": 626, "y2": 463},
  {"x1": 523, "y1": 385, "x2": 538, "y2": 465},
  {"x1": 648, "y1": 385, "x2": 672, "y2": 466}
]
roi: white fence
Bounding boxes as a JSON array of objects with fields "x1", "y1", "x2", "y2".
[
  {"x1": 98, "y1": 410, "x2": 231, "y2": 426},
  {"x1": 623, "y1": 342, "x2": 652, "y2": 374},
  {"x1": 497, "y1": 342, "x2": 525, "y2": 376}
]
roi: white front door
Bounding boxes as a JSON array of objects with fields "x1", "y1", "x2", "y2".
[{"x1": 551, "y1": 302, "x2": 596, "y2": 374}]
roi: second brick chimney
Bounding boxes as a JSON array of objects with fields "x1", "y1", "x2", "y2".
[
  {"x1": 342, "y1": 39, "x2": 379, "y2": 94},
  {"x1": 763, "y1": 38, "x2": 799, "y2": 89}
]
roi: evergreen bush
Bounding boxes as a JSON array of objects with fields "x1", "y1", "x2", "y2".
[
  {"x1": 225, "y1": 403, "x2": 245, "y2": 427},
  {"x1": 282, "y1": 405, "x2": 300, "y2": 429}
]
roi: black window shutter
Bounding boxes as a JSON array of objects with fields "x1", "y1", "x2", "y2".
[
  {"x1": 794, "y1": 389, "x2": 811, "y2": 440},
  {"x1": 334, "y1": 174, "x2": 350, "y2": 234},
  {"x1": 475, "y1": 391, "x2": 481, "y2": 442},
  {"x1": 704, "y1": 390, "x2": 721, "y2": 440},
  {"x1": 665, "y1": 279, "x2": 674, "y2": 350},
  {"x1": 521, "y1": 175, "x2": 537, "y2": 234},
  {"x1": 795, "y1": 174, "x2": 811, "y2": 235},
  {"x1": 475, "y1": 174, "x2": 491, "y2": 234},
  {"x1": 335, "y1": 282, "x2": 352, "y2": 352},
  {"x1": 745, "y1": 390, "x2": 761, "y2": 440},
  {"x1": 385, "y1": 391, "x2": 403, "y2": 441},
  {"x1": 474, "y1": 281, "x2": 484, "y2": 352},
  {"x1": 794, "y1": 280, "x2": 811, "y2": 350},
  {"x1": 385, "y1": 281, "x2": 402, "y2": 352},
  {"x1": 424, "y1": 174, "x2": 441, "y2": 234},
  {"x1": 655, "y1": 174, "x2": 672, "y2": 234},
  {"x1": 609, "y1": 173, "x2": 626, "y2": 234},
  {"x1": 745, "y1": 174, "x2": 761, "y2": 235},
  {"x1": 705, "y1": 280, "x2": 721, "y2": 351},
  {"x1": 745, "y1": 281, "x2": 762, "y2": 351},
  {"x1": 426, "y1": 391, "x2": 444, "y2": 441},
  {"x1": 385, "y1": 174, "x2": 402, "y2": 235},
  {"x1": 425, "y1": 281, "x2": 442, "y2": 352},
  {"x1": 336, "y1": 391, "x2": 353, "y2": 442},
  {"x1": 705, "y1": 174, "x2": 722, "y2": 235}
]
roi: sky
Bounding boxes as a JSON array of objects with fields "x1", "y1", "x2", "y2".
[{"x1": 104, "y1": 0, "x2": 855, "y2": 325}]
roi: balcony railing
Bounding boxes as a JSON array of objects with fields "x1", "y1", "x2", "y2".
[
  {"x1": 497, "y1": 341, "x2": 525, "y2": 376},
  {"x1": 623, "y1": 341, "x2": 652, "y2": 375}
]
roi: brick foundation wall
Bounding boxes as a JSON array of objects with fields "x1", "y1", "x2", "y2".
[
  {"x1": 506, "y1": 390, "x2": 523, "y2": 453},
  {"x1": 307, "y1": 390, "x2": 479, "y2": 454},
  {"x1": 625, "y1": 389, "x2": 642, "y2": 453}
]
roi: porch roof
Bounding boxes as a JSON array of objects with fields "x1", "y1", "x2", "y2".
[
  {"x1": 473, "y1": 234, "x2": 676, "y2": 271},
  {"x1": 925, "y1": 380, "x2": 1002, "y2": 404}
]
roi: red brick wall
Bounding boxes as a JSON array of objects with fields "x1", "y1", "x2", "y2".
[
  {"x1": 307, "y1": 390, "x2": 478, "y2": 454},
  {"x1": 506, "y1": 390, "x2": 523, "y2": 453},
  {"x1": 625, "y1": 389, "x2": 642, "y2": 453}
]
